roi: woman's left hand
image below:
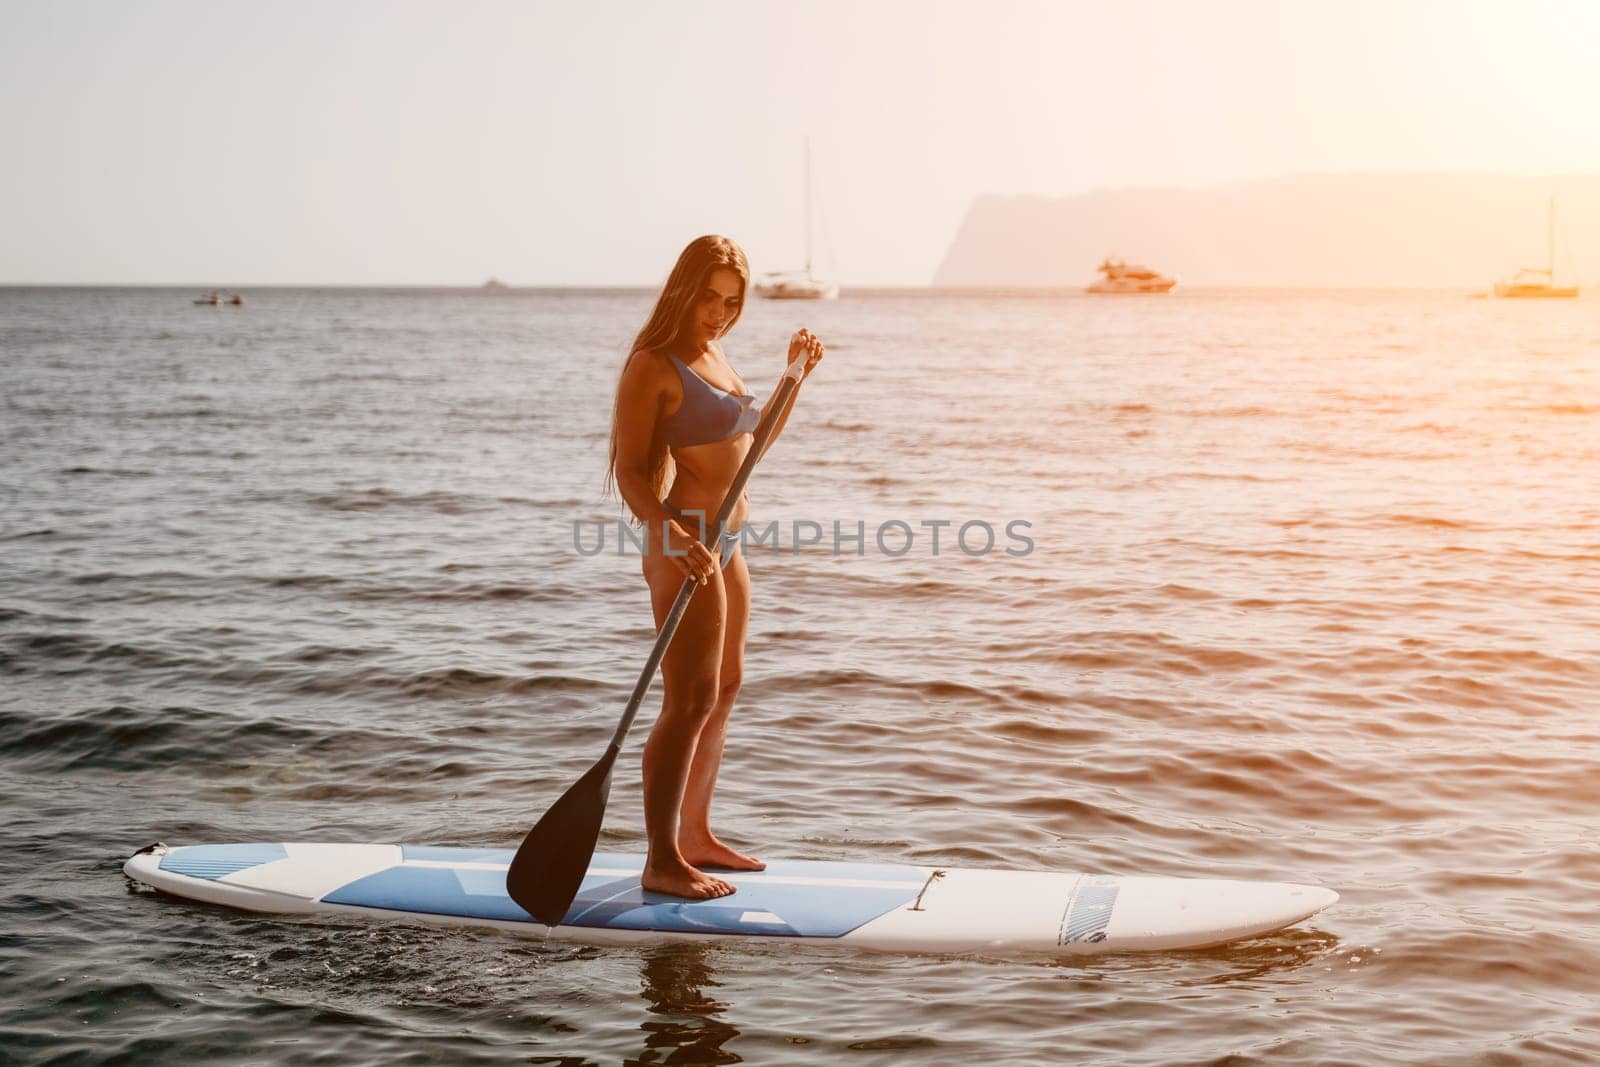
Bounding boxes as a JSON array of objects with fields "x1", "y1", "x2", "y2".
[{"x1": 788, "y1": 328, "x2": 826, "y2": 378}]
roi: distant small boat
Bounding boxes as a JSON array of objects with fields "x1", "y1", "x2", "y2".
[
  {"x1": 193, "y1": 291, "x2": 220, "y2": 306},
  {"x1": 755, "y1": 139, "x2": 838, "y2": 301},
  {"x1": 1087, "y1": 258, "x2": 1177, "y2": 294},
  {"x1": 482, "y1": 278, "x2": 510, "y2": 291},
  {"x1": 227, "y1": 292, "x2": 244, "y2": 306},
  {"x1": 1494, "y1": 198, "x2": 1579, "y2": 299}
]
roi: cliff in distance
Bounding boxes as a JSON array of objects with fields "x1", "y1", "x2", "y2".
[{"x1": 933, "y1": 173, "x2": 1600, "y2": 288}]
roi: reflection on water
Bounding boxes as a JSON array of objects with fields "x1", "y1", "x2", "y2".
[{"x1": 633, "y1": 943, "x2": 741, "y2": 1065}]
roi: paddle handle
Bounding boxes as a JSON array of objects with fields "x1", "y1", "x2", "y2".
[{"x1": 607, "y1": 357, "x2": 808, "y2": 750}]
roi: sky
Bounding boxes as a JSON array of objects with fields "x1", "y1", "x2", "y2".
[{"x1": 3, "y1": 0, "x2": 1599, "y2": 285}]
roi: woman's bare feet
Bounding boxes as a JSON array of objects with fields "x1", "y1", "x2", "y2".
[
  {"x1": 679, "y1": 831, "x2": 766, "y2": 872},
  {"x1": 641, "y1": 855, "x2": 736, "y2": 900}
]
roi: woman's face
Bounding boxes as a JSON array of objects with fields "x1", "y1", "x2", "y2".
[{"x1": 689, "y1": 268, "x2": 744, "y2": 342}]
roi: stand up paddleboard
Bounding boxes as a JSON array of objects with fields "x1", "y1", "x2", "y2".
[{"x1": 125, "y1": 843, "x2": 1336, "y2": 955}]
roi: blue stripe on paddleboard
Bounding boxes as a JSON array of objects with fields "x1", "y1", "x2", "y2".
[
  {"x1": 323, "y1": 862, "x2": 920, "y2": 937},
  {"x1": 159, "y1": 843, "x2": 288, "y2": 881},
  {"x1": 325, "y1": 867, "x2": 633, "y2": 924}
]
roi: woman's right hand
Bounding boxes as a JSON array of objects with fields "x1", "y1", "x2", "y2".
[
  {"x1": 787, "y1": 328, "x2": 824, "y2": 377},
  {"x1": 664, "y1": 519, "x2": 718, "y2": 585}
]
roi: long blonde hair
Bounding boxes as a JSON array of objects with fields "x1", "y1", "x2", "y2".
[{"x1": 605, "y1": 235, "x2": 750, "y2": 508}]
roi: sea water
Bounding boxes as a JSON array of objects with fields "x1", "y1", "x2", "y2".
[{"x1": 2, "y1": 286, "x2": 1596, "y2": 1063}]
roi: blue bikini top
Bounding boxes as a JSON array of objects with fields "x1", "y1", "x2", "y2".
[{"x1": 661, "y1": 352, "x2": 761, "y2": 448}]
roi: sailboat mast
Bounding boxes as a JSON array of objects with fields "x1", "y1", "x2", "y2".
[
  {"x1": 1548, "y1": 196, "x2": 1556, "y2": 277},
  {"x1": 803, "y1": 138, "x2": 813, "y2": 278}
]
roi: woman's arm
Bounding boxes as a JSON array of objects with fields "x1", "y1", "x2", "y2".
[
  {"x1": 754, "y1": 377, "x2": 803, "y2": 464},
  {"x1": 754, "y1": 329, "x2": 824, "y2": 463},
  {"x1": 613, "y1": 351, "x2": 717, "y2": 582},
  {"x1": 613, "y1": 351, "x2": 674, "y2": 528}
]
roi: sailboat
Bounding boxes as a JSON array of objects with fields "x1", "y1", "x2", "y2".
[
  {"x1": 755, "y1": 140, "x2": 838, "y2": 300},
  {"x1": 1494, "y1": 198, "x2": 1579, "y2": 298}
]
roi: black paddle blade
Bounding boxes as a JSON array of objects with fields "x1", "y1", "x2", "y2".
[{"x1": 506, "y1": 747, "x2": 618, "y2": 926}]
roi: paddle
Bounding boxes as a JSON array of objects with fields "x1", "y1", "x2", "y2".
[{"x1": 507, "y1": 355, "x2": 810, "y2": 926}]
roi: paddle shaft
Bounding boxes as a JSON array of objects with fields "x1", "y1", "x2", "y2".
[{"x1": 606, "y1": 357, "x2": 807, "y2": 751}]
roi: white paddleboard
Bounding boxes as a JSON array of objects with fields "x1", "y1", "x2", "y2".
[{"x1": 124, "y1": 842, "x2": 1336, "y2": 955}]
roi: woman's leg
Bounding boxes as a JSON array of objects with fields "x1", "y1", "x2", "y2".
[
  {"x1": 639, "y1": 550, "x2": 735, "y2": 900},
  {"x1": 678, "y1": 547, "x2": 764, "y2": 870}
]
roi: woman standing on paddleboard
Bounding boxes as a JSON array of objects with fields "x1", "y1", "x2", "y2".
[{"x1": 607, "y1": 235, "x2": 824, "y2": 900}]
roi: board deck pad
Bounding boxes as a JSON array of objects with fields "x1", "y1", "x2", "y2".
[
  {"x1": 128, "y1": 842, "x2": 1338, "y2": 956},
  {"x1": 321, "y1": 848, "x2": 926, "y2": 936}
]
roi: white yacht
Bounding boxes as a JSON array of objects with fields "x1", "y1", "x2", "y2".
[
  {"x1": 756, "y1": 139, "x2": 838, "y2": 301},
  {"x1": 1086, "y1": 258, "x2": 1178, "y2": 294}
]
